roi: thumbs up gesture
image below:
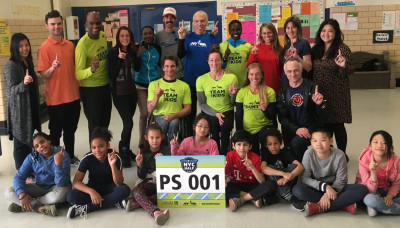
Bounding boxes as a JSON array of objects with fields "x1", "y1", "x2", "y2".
[
  {"x1": 311, "y1": 85, "x2": 323, "y2": 105},
  {"x1": 23, "y1": 69, "x2": 33, "y2": 85},
  {"x1": 118, "y1": 48, "x2": 126, "y2": 59},
  {"x1": 229, "y1": 79, "x2": 238, "y2": 95},
  {"x1": 178, "y1": 20, "x2": 187, "y2": 39},
  {"x1": 334, "y1": 49, "x2": 346, "y2": 68},
  {"x1": 211, "y1": 21, "x2": 219, "y2": 36},
  {"x1": 155, "y1": 82, "x2": 164, "y2": 98},
  {"x1": 91, "y1": 54, "x2": 99, "y2": 73}
]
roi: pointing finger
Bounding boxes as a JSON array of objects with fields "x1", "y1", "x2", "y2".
[
  {"x1": 291, "y1": 39, "x2": 294, "y2": 47},
  {"x1": 157, "y1": 82, "x2": 160, "y2": 88},
  {"x1": 232, "y1": 79, "x2": 238, "y2": 86},
  {"x1": 56, "y1": 53, "x2": 58, "y2": 61},
  {"x1": 119, "y1": 47, "x2": 121, "y2": 54},
  {"x1": 338, "y1": 49, "x2": 342, "y2": 56},
  {"x1": 214, "y1": 21, "x2": 219, "y2": 28},
  {"x1": 314, "y1": 85, "x2": 318, "y2": 94},
  {"x1": 93, "y1": 54, "x2": 97, "y2": 61},
  {"x1": 26, "y1": 69, "x2": 29, "y2": 75},
  {"x1": 181, "y1": 20, "x2": 185, "y2": 28}
]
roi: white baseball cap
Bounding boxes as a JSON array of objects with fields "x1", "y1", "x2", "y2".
[{"x1": 163, "y1": 7, "x2": 177, "y2": 17}]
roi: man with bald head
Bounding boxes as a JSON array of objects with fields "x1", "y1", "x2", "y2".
[
  {"x1": 277, "y1": 57, "x2": 327, "y2": 161},
  {"x1": 75, "y1": 12, "x2": 111, "y2": 141}
]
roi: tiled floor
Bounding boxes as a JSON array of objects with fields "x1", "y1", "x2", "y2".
[{"x1": 1, "y1": 88, "x2": 400, "y2": 227}]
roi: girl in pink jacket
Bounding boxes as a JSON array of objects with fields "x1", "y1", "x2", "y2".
[{"x1": 355, "y1": 130, "x2": 400, "y2": 217}]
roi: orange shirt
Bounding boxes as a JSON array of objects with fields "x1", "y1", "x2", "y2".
[{"x1": 37, "y1": 36, "x2": 79, "y2": 106}]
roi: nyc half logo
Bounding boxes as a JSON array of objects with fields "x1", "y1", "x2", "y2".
[{"x1": 180, "y1": 157, "x2": 198, "y2": 173}]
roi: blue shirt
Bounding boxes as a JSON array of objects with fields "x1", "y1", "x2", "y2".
[
  {"x1": 183, "y1": 32, "x2": 217, "y2": 87},
  {"x1": 289, "y1": 83, "x2": 309, "y2": 128},
  {"x1": 13, "y1": 146, "x2": 71, "y2": 195}
]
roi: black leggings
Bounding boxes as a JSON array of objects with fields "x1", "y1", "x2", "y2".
[
  {"x1": 325, "y1": 123, "x2": 347, "y2": 153},
  {"x1": 206, "y1": 110, "x2": 234, "y2": 156}
]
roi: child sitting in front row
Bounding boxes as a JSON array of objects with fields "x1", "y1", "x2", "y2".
[
  {"x1": 355, "y1": 130, "x2": 400, "y2": 217},
  {"x1": 171, "y1": 113, "x2": 219, "y2": 155},
  {"x1": 66, "y1": 128, "x2": 131, "y2": 219},
  {"x1": 127, "y1": 124, "x2": 170, "y2": 225},
  {"x1": 292, "y1": 128, "x2": 368, "y2": 216},
  {"x1": 260, "y1": 128, "x2": 304, "y2": 210},
  {"x1": 225, "y1": 130, "x2": 276, "y2": 212}
]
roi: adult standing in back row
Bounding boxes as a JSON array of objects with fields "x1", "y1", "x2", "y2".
[
  {"x1": 37, "y1": 10, "x2": 81, "y2": 165},
  {"x1": 177, "y1": 10, "x2": 218, "y2": 137},
  {"x1": 311, "y1": 19, "x2": 354, "y2": 161},
  {"x1": 75, "y1": 11, "x2": 111, "y2": 142}
]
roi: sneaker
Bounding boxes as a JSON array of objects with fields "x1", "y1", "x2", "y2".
[
  {"x1": 262, "y1": 193, "x2": 280, "y2": 206},
  {"x1": 252, "y1": 198, "x2": 262, "y2": 208},
  {"x1": 40, "y1": 204, "x2": 57, "y2": 216},
  {"x1": 126, "y1": 198, "x2": 141, "y2": 211},
  {"x1": 229, "y1": 197, "x2": 245, "y2": 212},
  {"x1": 70, "y1": 156, "x2": 80, "y2": 166},
  {"x1": 290, "y1": 197, "x2": 306, "y2": 212},
  {"x1": 25, "y1": 175, "x2": 35, "y2": 184},
  {"x1": 8, "y1": 203, "x2": 22, "y2": 213},
  {"x1": 342, "y1": 203, "x2": 357, "y2": 215},
  {"x1": 67, "y1": 204, "x2": 88, "y2": 219},
  {"x1": 115, "y1": 199, "x2": 126, "y2": 209},
  {"x1": 120, "y1": 151, "x2": 132, "y2": 168},
  {"x1": 154, "y1": 209, "x2": 169, "y2": 225},
  {"x1": 367, "y1": 206, "x2": 377, "y2": 217},
  {"x1": 304, "y1": 202, "x2": 323, "y2": 217}
]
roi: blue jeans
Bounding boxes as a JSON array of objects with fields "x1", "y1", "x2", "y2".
[
  {"x1": 292, "y1": 184, "x2": 368, "y2": 211},
  {"x1": 154, "y1": 115, "x2": 180, "y2": 144},
  {"x1": 66, "y1": 183, "x2": 130, "y2": 212},
  {"x1": 364, "y1": 189, "x2": 400, "y2": 214}
]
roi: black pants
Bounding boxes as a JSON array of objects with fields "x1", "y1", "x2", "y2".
[
  {"x1": 48, "y1": 99, "x2": 81, "y2": 158},
  {"x1": 251, "y1": 125, "x2": 276, "y2": 156},
  {"x1": 325, "y1": 123, "x2": 347, "y2": 153},
  {"x1": 184, "y1": 86, "x2": 197, "y2": 137},
  {"x1": 112, "y1": 91, "x2": 137, "y2": 149},
  {"x1": 226, "y1": 180, "x2": 277, "y2": 200},
  {"x1": 206, "y1": 110, "x2": 234, "y2": 156},
  {"x1": 80, "y1": 85, "x2": 112, "y2": 142},
  {"x1": 13, "y1": 136, "x2": 31, "y2": 170}
]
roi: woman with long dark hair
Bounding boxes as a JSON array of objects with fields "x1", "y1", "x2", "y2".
[
  {"x1": 311, "y1": 19, "x2": 354, "y2": 161},
  {"x1": 4, "y1": 33, "x2": 41, "y2": 170},
  {"x1": 108, "y1": 26, "x2": 140, "y2": 167}
]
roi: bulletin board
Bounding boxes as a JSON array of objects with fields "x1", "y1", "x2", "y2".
[{"x1": 222, "y1": 0, "x2": 325, "y2": 45}]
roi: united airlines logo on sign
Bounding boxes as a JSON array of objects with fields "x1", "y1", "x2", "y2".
[{"x1": 180, "y1": 157, "x2": 198, "y2": 173}]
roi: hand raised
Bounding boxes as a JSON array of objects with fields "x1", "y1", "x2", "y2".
[
  {"x1": 229, "y1": 79, "x2": 237, "y2": 95},
  {"x1": 135, "y1": 148, "x2": 143, "y2": 168},
  {"x1": 136, "y1": 42, "x2": 145, "y2": 57},
  {"x1": 311, "y1": 85, "x2": 323, "y2": 105},
  {"x1": 108, "y1": 147, "x2": 117, "y2": 166},
  {"x1": 54, "y1": 146, "x2": 65, "y2": 166},
  {"x1": 334, "y1": 49, "x2": 346, "y2": 68},
  {"x1": 23, "y1": 69, "x2": 33, "y2": 85},
  {"x1": 51, "y1": 53, "x2": 62, "y2": 69},
  {"x1": 178, "y1": 20, "x2": 187, "y2": 39},
  {"x1": 155, "y1": 82, "x2": 164, "y2": 98},
  {"x1": 170, "y1": 133, "x2": 178, "y2": 146},
  {"x1": 289, "y1": 40, "x2": 298, "y2": 58},
  {"x1": 91, "y1": 55, "x2": 99, "y2": 73},
  {"x1": 211, "y1": 21, "x2": 219, "y2": 36},
  {"x1": 118, "y1": 48, "x2": 126, "y2": 59},
  {"x1": 251, "y1": 41, "x2": 259, "y2": 55},
  {"x1": 224, "y1": 43, "x2": 231, "y2": 60}
]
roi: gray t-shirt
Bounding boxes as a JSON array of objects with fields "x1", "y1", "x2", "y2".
[
  {"x1": 299, "y1": 147, "x2": 348, "y2": 192},
  {"x1": 155, "y1": 28, "x2": 184, "y2": 79}
]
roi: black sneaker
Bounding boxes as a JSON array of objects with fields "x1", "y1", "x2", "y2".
[
  {"x1": 290, "y1": 196, "x2": 306, "y2": 212},
  {"x1": 120, "y1": 151, "x2": 131, "y2": 168},
  {"x1": 67, "y1": 204, "x2": 88, "y2": 219},
  {"x1": 70, "y1": 156, "x2": 80, "y2": 166},
  {"x1": 263, "y1": 193, "x2": 280, "y2": 206}
]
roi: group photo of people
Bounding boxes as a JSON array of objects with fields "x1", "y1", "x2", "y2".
[{"x1": 1, "y1": 2, "x2": 400, "y2": 227}]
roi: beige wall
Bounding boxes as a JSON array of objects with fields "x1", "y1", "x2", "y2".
[{"x1": 331, "y1": 4, "x2": 400, "y2": 78}]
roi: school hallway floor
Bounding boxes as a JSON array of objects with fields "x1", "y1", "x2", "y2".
[{"x1": 1, "y1": 88, "x2": 400, "y2": 227}]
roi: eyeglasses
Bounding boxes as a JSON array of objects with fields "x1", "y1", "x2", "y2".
[{"x1": 196, "y1": 125, "x2": 209, "y2": 129}]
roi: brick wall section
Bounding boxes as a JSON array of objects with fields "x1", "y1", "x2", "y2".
[
  {"x1": 0, "y1": 19, "x2": 47, "y2": 122},
  {"x1": 330, "y1": 4, "x2": 400, "y2": 79}
]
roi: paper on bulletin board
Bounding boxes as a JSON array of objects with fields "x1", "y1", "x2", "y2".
[
  {"x1": 206, "y1": 21, "x2": 215, "y2": 30},
  {"x1": 271, "y1": 5, "x2": 281, "y2": 20},
  {"x1": 119, "y1": 10, "x2": 129, "y2": 27},
  {"x1": 259, "y1": 5, "x2": 271, "y2": 23},
  {"x1": 310, "y1": 24, "x2": 319, "y2": 38},
  {"x1": 226, "y1": 12, "x2": 239, "y2": 39},
  {"x1": 310, "y1": 14, "x2": 320, "y2": 25},
  {"x1": 332, "y1": 12, "x2": 346, "y2": 30},
  {"x1": 346, "y1": 12, "x2": 358, "y2": 30},
  {"x1": 301, "y1": 2, "x2": 311, "y2": 15},
  {"x1": 179, "y1": 21, "x2": 191, "y2": 32},
  {"x1": 241, "y1": 21, "x2": 256, "y2": 44},
  {"x1": 277, "y1": 19, "x2": 286, "y2": 28},
  {"x1": 297, "y1": 15, "x2": 310, "y2": 27},
  {"x1": 382, "y1": 11, "x2": 395, "y2": 30},
  {"x1": 310, "y1": 2, "x2": 320, "y2": 14},
  {"x1": 292, "y1": 3, "x2": 301, "y2": 15},
  {"x1": 396, "y1": 10, "x2": 400, "y2": 27},
  {"x1": 0, "y1": 19, "x2": 10, "y2": 55},
  {"x1": 282, "y1": 7, "x2": 291, "y2": 20}
]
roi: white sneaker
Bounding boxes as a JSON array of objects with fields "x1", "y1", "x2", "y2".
[{"x1": 367, "y1": 206, "x2": 377, "y2": 217}]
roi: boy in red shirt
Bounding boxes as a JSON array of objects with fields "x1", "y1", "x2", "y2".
[{"x1": 225, "y1": 130, "x2": 276, "y2": 211}]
